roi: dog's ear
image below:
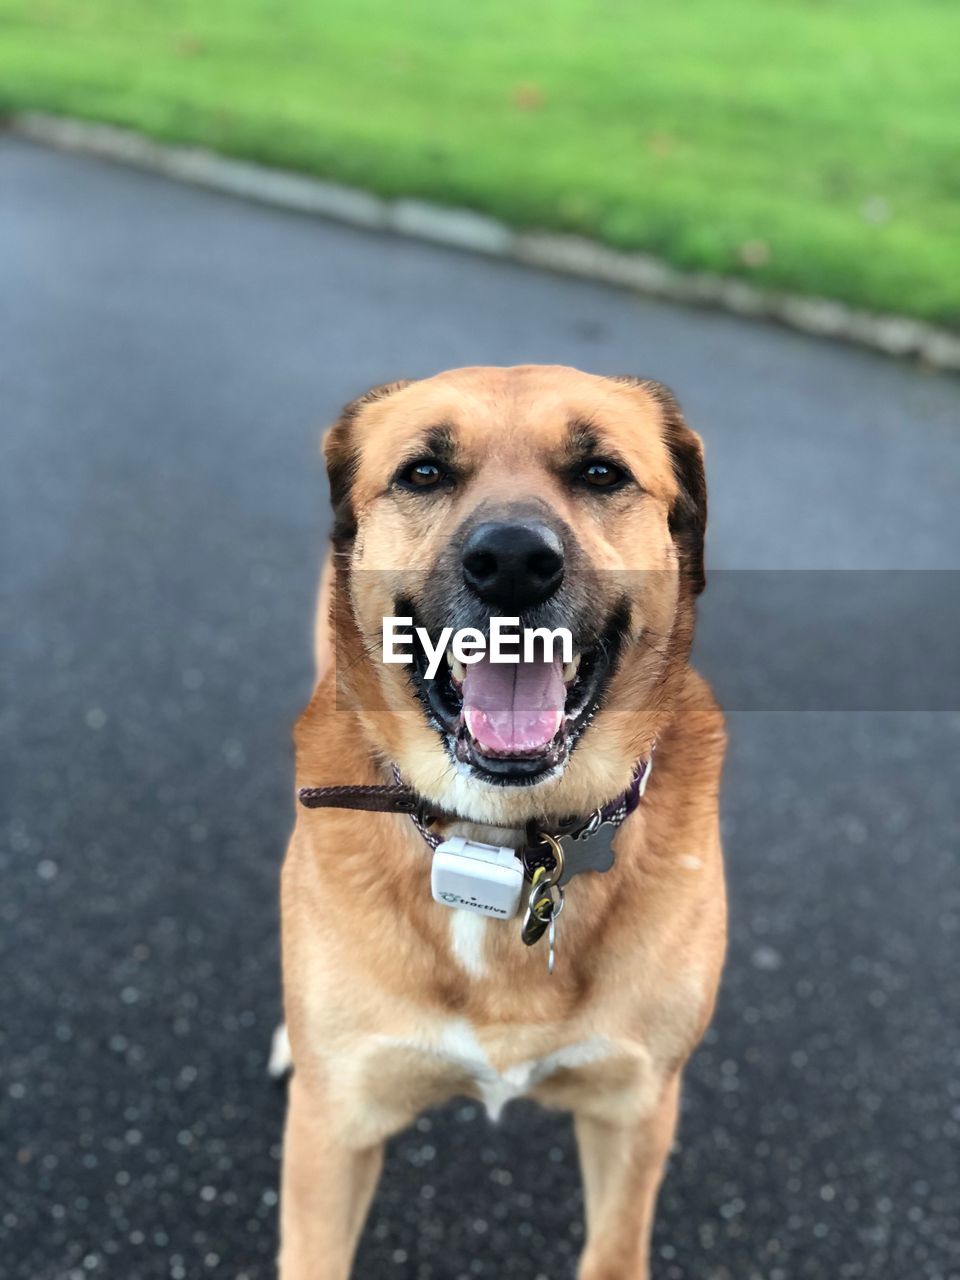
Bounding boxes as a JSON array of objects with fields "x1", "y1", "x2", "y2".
[
  {"x1": 610, "y1": 376, "x2": 707, "y2": 595},
  {"x1": 323, "y1": 380, "x2": 414, "y2": 544}
]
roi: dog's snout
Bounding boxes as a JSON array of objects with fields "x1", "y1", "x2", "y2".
[{"x1": 461, "y1": 520, "x2": 564, "y2": 608}]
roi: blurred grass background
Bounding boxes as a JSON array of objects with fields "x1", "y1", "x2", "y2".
[{"x1": 1, "y1": 0, "x2": 958, "y2": 326}]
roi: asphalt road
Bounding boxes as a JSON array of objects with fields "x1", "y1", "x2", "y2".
[{"x1": 2, "y1": 136, "x2": 959, "y2": 1280}]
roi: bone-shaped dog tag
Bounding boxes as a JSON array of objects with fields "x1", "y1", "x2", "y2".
[{"x1": 558, "y1": 820, "x2": 617, "y2": 883}]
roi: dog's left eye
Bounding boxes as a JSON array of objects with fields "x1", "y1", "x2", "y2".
[
  {"x1": 396, "y1": 458, "x2": 450, "y2": 491},
  {"x1": 577, "y1": 459, "x2": 628, "y2": 490}
]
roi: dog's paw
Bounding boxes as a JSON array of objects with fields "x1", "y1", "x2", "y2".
[{"x1": 268, "y1": 1022, "x2": 293, "y2": 1081}]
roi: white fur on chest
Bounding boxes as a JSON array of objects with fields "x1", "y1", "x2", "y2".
[
  {"x1": 373, "y1": 1020, "x2": 612, "y2": 1121},
  {"x1": 448, "y1": 909, "x2": 490, "y2": 977}
]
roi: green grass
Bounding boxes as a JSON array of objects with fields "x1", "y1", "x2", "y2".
[{"x1": 2, "y1": 0, "x2": 958, "y2": 326}]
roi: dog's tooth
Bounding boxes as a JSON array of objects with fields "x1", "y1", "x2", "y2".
[
  {"x1": 464, "y1": 705, "x2": 478, "y2": 738},
  {"x1": 562, "y1": 653, "x2": 581, "y2": 684},
  {"x1": 448, "y1": 651, "x2": 466, "y2": 684}
]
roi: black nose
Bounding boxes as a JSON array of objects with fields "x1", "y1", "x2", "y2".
[{"x1": 461, "y1": 521, "x2": 565, "y2": 608}]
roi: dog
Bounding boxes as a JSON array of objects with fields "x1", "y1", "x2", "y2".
[{"x1": 277, "y1": 365, "x2": 726, "y2": 1278}]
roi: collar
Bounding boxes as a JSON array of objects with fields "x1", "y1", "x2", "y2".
[{"x1": 298, "y1": 755, "x2": 653, "y2": 884}]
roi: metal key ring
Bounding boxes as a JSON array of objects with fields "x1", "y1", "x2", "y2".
[
  {"x1": 548, "y1": 883, "x2": 565, "y2": 920},
  {"x1": 531, "y1": 878, "x2": 565, "y2": 918},
  {"x1": 524, "y1": 830, "x2": 565, "y2": 885}
]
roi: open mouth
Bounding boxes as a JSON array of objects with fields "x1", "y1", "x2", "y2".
[{"x1": 406, "y1": 608, "x2": 629, "y2": 785}]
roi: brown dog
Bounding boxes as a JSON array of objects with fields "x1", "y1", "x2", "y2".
[{"x1": 277, "y1": 365, "x2": 726, "y2": 1278}]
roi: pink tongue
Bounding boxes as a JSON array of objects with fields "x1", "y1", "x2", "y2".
[{"x1": 462, "y1": 655, "x2": 566, "y2": 755}]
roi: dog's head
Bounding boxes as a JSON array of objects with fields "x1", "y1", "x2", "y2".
[{"x1": 324, "y1": 365, "x2": 706, "y2": 822}]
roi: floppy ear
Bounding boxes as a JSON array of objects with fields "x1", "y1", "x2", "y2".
[
  {"x1": 610, "y1": 376, "x2": 707, "y2": 595},
  {"x1": 323, "y1": 380, "x2": 414, "y2": 544}
]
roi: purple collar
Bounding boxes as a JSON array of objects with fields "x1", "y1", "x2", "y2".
[{"x1": 398, "y1": 756, "x2": 652, "y2": 883}]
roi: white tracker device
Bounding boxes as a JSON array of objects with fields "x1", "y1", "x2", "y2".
[{"x1": 431, "y1": 837, "x2": 524, "y2": 919}]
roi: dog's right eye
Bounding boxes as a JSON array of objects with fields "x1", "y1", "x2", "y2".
[{"x1": 396, "y1": 459, "x2": 450, "y2": 491}]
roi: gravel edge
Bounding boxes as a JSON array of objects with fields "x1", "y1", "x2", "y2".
[{"x1": 9, "y1": 111, "x2": 960, "y2": 372}]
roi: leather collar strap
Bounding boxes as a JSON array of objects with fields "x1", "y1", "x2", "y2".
[
  {"x1": 296, "y1": 778, "x2": 455, "y2": 829},
  {"x1": 298, "y1": 781, "x2": 427, "y2": 818},
  {"x1": 298, "y1": 757, "x2": 652, "y2": 883}
]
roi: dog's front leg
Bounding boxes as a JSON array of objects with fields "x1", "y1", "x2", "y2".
[
  {"x1": 574, "y1": 1073, "x2": 681, "y2": 1280},
  {"x1": 278, "y1": 1074, "x2": 383, "y2": 1280}
]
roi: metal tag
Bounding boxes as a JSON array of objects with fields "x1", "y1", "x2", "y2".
[
  {"x1": 547, "y1": 915, "x2": 558, "y2": 975},
  {"x1": 557, "y1": 819, "x2": 617, "y2": 883}
]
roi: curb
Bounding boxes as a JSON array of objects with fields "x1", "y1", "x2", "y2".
[{"x1": 9, "y1": 111, "x2": 960, "y2": 372}]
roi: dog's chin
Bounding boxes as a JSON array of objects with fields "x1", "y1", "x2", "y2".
[{"x1": 408, "y1": 608, "x2": 628, "y2": 788}]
